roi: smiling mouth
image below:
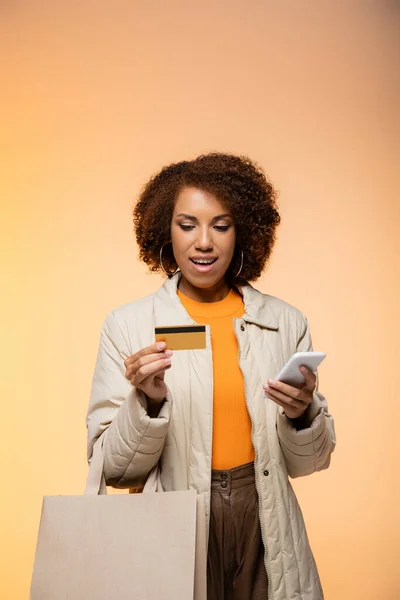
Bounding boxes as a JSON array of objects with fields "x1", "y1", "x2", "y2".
[{"x1": 190, "y1": 258, "x2": 218, "y2": 265}]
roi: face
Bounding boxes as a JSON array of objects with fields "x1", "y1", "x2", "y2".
[{"x1": 170, "y1": 187, "x2": 236, "y2": 298}]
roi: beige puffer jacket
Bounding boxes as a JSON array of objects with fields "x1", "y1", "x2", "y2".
[{"x1": 87, "y1": 272, "x2": 336, "y2": 600}]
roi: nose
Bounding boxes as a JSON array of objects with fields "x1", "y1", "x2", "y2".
[{"x1": 195, "y1": 226, "x2": 213, "y2": 250}]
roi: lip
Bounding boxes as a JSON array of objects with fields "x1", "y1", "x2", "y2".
[
  {"x1": 189, "y1": 257, "x2": 218, "y2": 274},
  {"x1": 190, "y1": 255, "x2": 218, "y2": 261}
]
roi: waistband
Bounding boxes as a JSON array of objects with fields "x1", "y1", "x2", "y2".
[{"x1": 211, "y1": 461, "x2": 255, "y2": 492}]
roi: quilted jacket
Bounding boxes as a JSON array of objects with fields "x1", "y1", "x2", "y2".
[{"x1": 86, "y1": 271, "x2": 336, "y2": 600}]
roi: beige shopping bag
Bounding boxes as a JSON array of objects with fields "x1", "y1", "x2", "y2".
[
  {"x1": 30, "y1": 435, "x2": 207, "y2": 600},
  {"x1": 142, "y1": 459, "x2": 207, "y2": 600}
]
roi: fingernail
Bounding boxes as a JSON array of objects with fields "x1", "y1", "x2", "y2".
[
  {"x1": 268, "y1": 379, "x2": 275, "y2": 385},
  {"x1": 165, "y1": 350, "x2": 173, "y2": 357},
  {"x1": 157, "y1": 342, "x2": 166, "y2": 350}
]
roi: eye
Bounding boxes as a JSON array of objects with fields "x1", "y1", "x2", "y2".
[
  {"x1": 214, "y1": 225, "x2": 230, "y2": 232},
  {"x1": 179, "y1": 224, "x2": 195, "y2": 231}
]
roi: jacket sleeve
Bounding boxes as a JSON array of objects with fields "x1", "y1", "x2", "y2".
[
  {"x1": 276, "y1": 315, "x2": 336, "y2": 479},
  {"x1": 86, "y1": 311, "x2": 172, "y2": 488}
]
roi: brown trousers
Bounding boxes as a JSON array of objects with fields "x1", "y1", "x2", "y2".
[{"x1": 207, "y1": 462, "x2": 269, "y2": 600}]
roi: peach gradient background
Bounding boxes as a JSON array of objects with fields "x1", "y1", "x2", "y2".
[{"x1": 1, "y1": 1, "x2": 399, "y2": 598}]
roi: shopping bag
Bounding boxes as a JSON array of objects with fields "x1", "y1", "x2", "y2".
[
  {"x1": 142, "y1": 462, "x2": 207, "y2": 600},
  {"x1": 30, "y1": 434, "x2": 206, "y2": 600}
]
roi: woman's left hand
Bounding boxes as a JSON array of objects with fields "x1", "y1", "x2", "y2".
[{"x1": 263, "y1": 366, "x2": 316, "y2": 420}]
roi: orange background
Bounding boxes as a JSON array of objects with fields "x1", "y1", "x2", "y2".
[{"x1": 1, "y1": 2, "x2": 399, "y2": 598}]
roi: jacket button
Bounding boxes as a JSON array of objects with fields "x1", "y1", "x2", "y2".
[
  {"x1": 221, "y1": 472, "x2": 228, "y2": 480},
  {"x1": 240, "y1": 324, "x2": 245, "y2": 331},
  {"x1": 221, "y1": 480, "x2": 228, "y2": 488},
  {"x1": 263, "y1": 470, "x2": 269, "y2": 477}
]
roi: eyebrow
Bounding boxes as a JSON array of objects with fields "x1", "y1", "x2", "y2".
[{"x1": 175, "y1": 213, "x2": 233, "y2": 223}]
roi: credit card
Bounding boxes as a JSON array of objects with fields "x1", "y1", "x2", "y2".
[{"x1": 155, "y1": 325, "x2": 206, "y2": 350}]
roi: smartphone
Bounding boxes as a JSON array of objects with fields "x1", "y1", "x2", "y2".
[{"x1": 274, "y1": 351, "x2": 326, "y2": 388}]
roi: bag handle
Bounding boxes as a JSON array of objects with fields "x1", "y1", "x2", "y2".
[
  {"x1": 85, "y1": 434, "x2": 107, "y2": 495},
  {"x1": 85, "y1": 433, "x2": 164, "y2": 495}
]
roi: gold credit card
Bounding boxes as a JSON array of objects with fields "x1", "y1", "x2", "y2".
[{"x1": 155, "y1": 325, "x2": 206, "y2": 350}]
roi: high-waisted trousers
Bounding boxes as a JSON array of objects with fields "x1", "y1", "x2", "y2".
[{"x1": 207, "y1": 461, "x2": 269, "y2": 600}]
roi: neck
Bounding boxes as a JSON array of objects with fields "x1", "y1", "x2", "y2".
[{"x1": 177, "y1": 274, "x2": 231, "y2": 303}]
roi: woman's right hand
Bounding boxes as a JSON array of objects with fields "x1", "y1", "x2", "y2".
[{"x1": 124, "y1": 341, "x2": 173, "y2": 404}]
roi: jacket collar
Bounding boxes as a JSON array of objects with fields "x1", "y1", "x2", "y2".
[{"x1": 154, "y1": 271, "x2": 279, "y2": 330}]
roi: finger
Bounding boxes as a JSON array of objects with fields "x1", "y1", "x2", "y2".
[
  {"x1": 132, "y1": 365, "x2": 171, "y2": 387},
  {"x1": 127, "y1": 350, "x2": 173, "y2": 378},
  {"x1": 266, "y1": 395, "x2": 300, "y2": 416},
  {"x1": 129, "y1": 363, "x2": 171, "y2": 383},
  {"x1": 135, "y1": 365, "x2": 171, "y2": 391},
  {"x1": 264, "y1": 387, "x2": 305, "y2": 410},
  {"x1": 299, "y1": 366, "x2": 317, "y2": 392},
  {"x1": 266, "y1": 369, "x2": 315, "y2": 397},
  {"x1": 133, "y1": 357, "x2": 172, "y2": 385},
  {"x1": 264, "y1": 381, "x2": 308, "y2": 405},
  {"x1": 265, "y1": 378, "x2": 304, "y2": 397},
  {"x1": 132, "y1": 356, "x2": 171, "y2": 383},
  {"x1": 153, "y1": 365, "x2": 171, "y2": 380},
  {"x1": 125, "y1": 341, "x2": 169, "y2": 368}
]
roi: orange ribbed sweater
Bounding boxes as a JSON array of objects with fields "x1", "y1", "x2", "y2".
[{"x1": 177, "y1": 287, "x2": 255, "y2": 470}]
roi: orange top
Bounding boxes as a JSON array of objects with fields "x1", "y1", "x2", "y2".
[{"x1": 177, "y1": 287, "x2": 255, "y2": 470}]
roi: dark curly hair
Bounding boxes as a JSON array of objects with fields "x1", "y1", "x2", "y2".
[{"x1": 133, "y1": 152, "x2": 281, "y2": 286}]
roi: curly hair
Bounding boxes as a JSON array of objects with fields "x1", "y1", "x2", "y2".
[{"x1": 133, "y1": 152, "x2": 281, "y2": 285}]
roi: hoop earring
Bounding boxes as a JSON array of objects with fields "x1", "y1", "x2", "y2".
[
  {"x1": 234, "y1": 248, "x2": 244, "y2": 278},
  {"x1": 159, "y1": 242, "x2": 179, "y2": 277}
]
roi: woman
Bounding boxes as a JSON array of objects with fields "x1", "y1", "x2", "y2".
[{"x1": 86, "y1": 153, "x2": 336, "y2": 600}]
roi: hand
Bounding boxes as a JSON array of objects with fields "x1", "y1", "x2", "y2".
[
  {"x1": 124, "y1": 341, "x2": 173, "y2": 403},
  {"x1": 263, "y1": 366, "x2": 316, "y2": 420}
]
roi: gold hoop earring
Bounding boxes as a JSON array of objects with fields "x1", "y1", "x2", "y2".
[
  {"x1": 234, "y1": 248, "x2": 244, "y2": 278},
  {"x1": 159, "y1": 242, "x2": 179, "y2": 277}
]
